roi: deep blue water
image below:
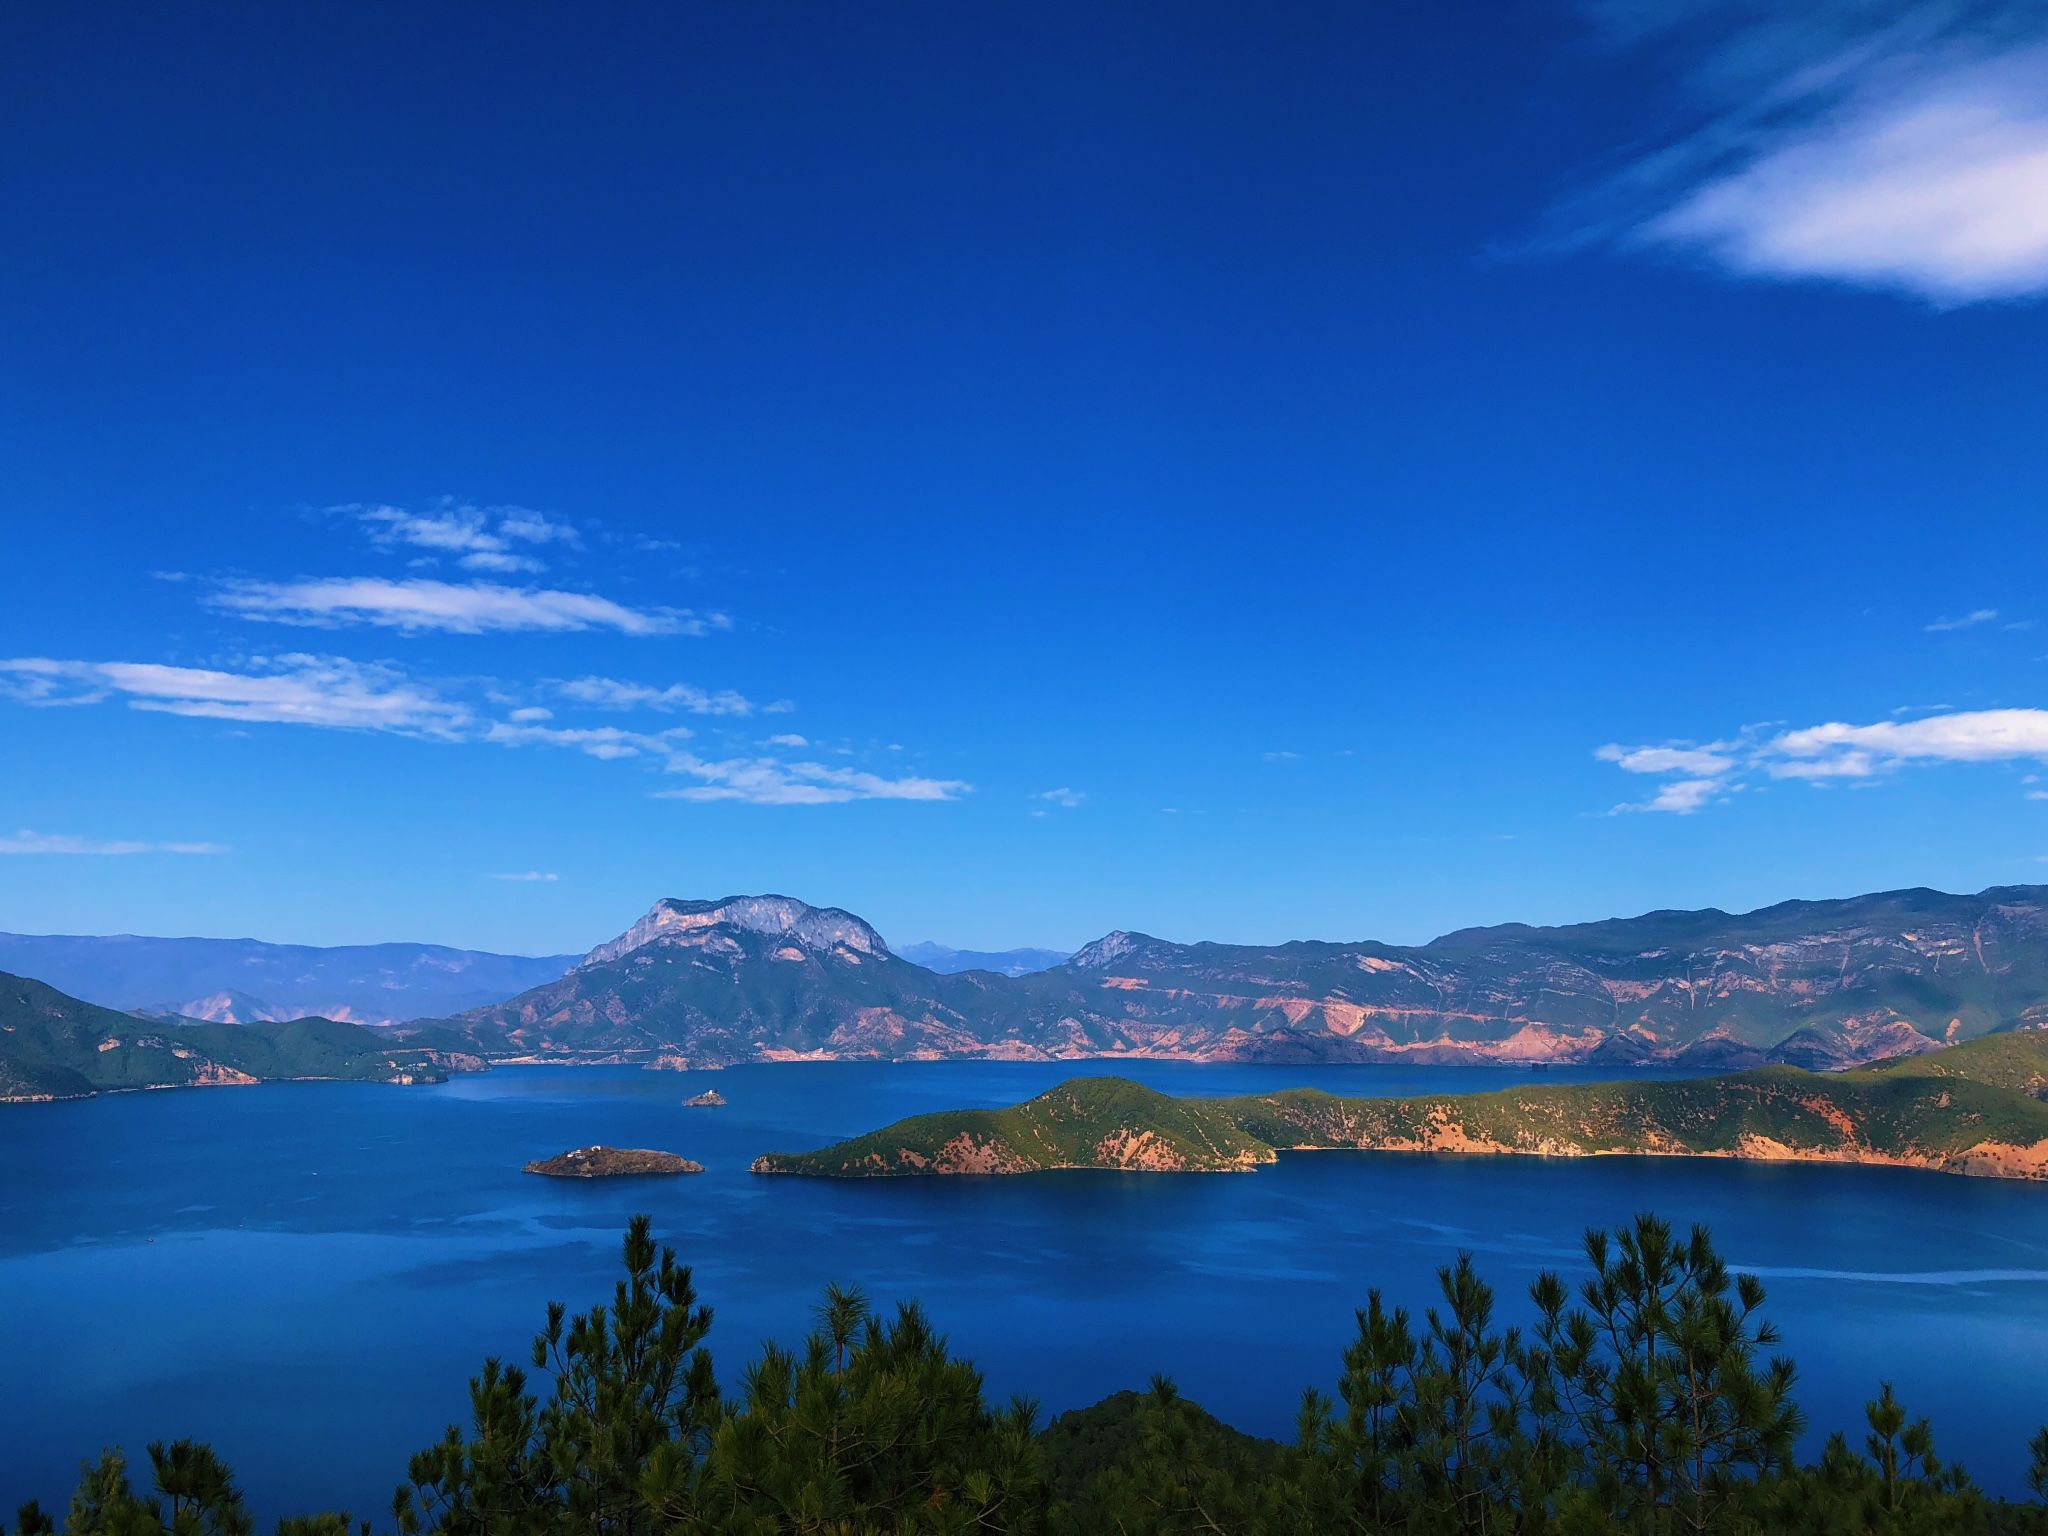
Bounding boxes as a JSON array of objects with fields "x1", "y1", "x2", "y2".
[{"x1": 4, "y1": 1060, "x2": 2048, "y2": 1519}]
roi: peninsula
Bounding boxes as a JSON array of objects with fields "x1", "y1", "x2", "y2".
[{"x1": 751, "y1": 1031, "x2": 2048, "y2": 1182}]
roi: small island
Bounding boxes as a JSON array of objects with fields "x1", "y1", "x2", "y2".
[
  {"x1": 682, "y1": 1090, "x2": 727, "y2": 1107},
  {"x1": 751, "y1": 1032, "x2": 2048, "y2": 1183},
  {"x1": 524, "y1": 1146, "x2": 703, "y2": 1178}
]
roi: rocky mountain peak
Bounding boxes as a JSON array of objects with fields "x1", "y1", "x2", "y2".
[
  {"x1": 1068, "y1": 931, "x2": 1146, "y2": 969},
  {"x1": 577, "y1": 895, "x2": 889, "y2": 969}
]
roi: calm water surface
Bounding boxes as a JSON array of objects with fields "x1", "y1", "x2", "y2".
[{"x1": 4, "y1": 1060, "x2": 2047, "y2": 1518}]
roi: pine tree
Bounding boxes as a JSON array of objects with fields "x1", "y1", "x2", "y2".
[
  {"x1": 701, "y1": 1296, "x2": 1042, "y2": 1534},
  {"x1": 145, "y1": 1443, "x2": 251, "y2": 1536},
  {"x1": 59, "y1": 1453, "x2": 158, "y2": 1536},
  {"x1": 1531, "y1": 1214, "x2": 1803, "y2": 1534},
  {"x1": 398, "y1": 1214, "x2": 718, "y2": 1536}
]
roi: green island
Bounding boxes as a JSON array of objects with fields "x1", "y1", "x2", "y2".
[
  {"x1": 0, "y1": 970, "x2": 455, "y2": 1102},
  {"x1": 523, "y1": 1145, "x2": 703, "y2": 1178},
  {"x1": 22, "y1": 1213, "x2": 2048, "y2": 1536},
  {"x1": 751, "y1": 1031, "x2": 2048, "y2": 1181}
]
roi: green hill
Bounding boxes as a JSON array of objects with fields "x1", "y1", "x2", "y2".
[
  {"x1": 0, "y1": 970, "x2": 456, "y2": 1101},
  {"x1": 752, "y1": 1031, "x2": 2048, "y2": 1182}
]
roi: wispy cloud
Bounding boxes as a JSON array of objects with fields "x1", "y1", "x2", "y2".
[
  {"x1": 1034, "y1": 786, "x2": 1087, "y2": 808},
  {"x1": 484, "y1": 720, "x2": 694, "y2": 762},
  {"x1": 0, "y1": 830, "x2": 228, "y2": 856},
  {"x1": 1262, "y1": 750, "x2": 1301, "y2": 763},
  {"x1": 1596, "y1": 742, "x2": 1738, "y2": 776},
  {"x1": 1552, "y1": 3, "x2": 2048, "y2": 305},
  {"x1": 653, "y1": 755, "x2": 971, "y2": 806},
  {"x1": 485, "y1": 720, "x2": 967, "y2": 804},
  {"x1": 1771, "y1": 708, "x2": 2048, "y2": 771},
  {"x1": 205, "y1": 577, "x2": 715, "y2": 637},
  {"x1": 490, "y1": 870, "x2": 559, "y2": 882},
  {"x1": 1599, "y1": 706, "x2": 2048, "y2": 811},
  {"x1": 1608, "y1": 778, "x2": 1731, "y2": 816},
  {"x1": 2, "y1": 639, "x2": 959, "y2": 811},
  {"x1": 1925, "y1": 608, "x2": 2000, "y2": 631},
  {"x1": 0, "y1": 655, "x2": 472, "y2": 737},
  {"x1": 345, "y1": 501, "x2": 580, "y2": 574},
  {"x1": 555, "y1": 675, "x2": 757, "y2": 715}
]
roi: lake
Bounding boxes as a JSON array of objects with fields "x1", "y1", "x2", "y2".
[{"x1": 4, "y1": 1060, "x2": 2047, "y2": 1519}]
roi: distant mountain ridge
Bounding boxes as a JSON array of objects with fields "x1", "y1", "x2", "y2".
[
  {"x1": 896, "y1": 942, "x2": 1071, "y2": 977},
  {"x1": 421, "y1": 885, "x2": 2048, "y2": 1071},
  {"x1": 0, "y1": 931, "x2": 580, "y2": 1026}
]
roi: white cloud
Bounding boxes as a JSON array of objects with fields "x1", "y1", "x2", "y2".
[
  {"x1": 459, "y1": 550, "x2": 545, "y2": 575},
  {"x1": 1610, "y1": 778, "x2": 1727, "y2": 816},
  {"x1": 0, "y1": 655, "x2": 472, "y2": 737},
  {"x1": 1596, "y1": 742, "x2": 1737, "y2": 776},
  {"x1": 483, "y1": 719, "x2": 968, "y2": 805},
  {"x1": 1767, "y1": 751, "x2": 1882, "y2": 780},
  {"x1": 207, "y1": 577, "x2": 716, "y2": 637},
  {"x1": 555, "y1": 675, "x2": 757, "y2": 715},
  {"x1": 493, "y1": 509, "x2": 579, "y2": 546},
  {"x1": 1557, "y1": 6, "x2": 2048, "y2": 305},
  {"x1": 1600, "y1": 705, "x2": 2048, "y2": 811},
  {"x1": 490, "y1": 870, "x2": 559, "y2": 882},
  {"x1": 765, "y1": 732, "x2": 809, "y2": 747},
  {"x1": 2, "y1": 652, "x2": 960, "y2": 812},
  {"x1": 653, "y1": 754, "x2": 971, "y2": 806},
  {"x1": 1263, "y1": 750, "x2": 1301, "y2": 763},
  {"x1": 1773, "y1": 708, "x2": 2048, "y2": 768},
  {"x1": 1034, "y1": 787, "x2": 1087, "y2": 808},
  {"x1": 0, "y1": 830, "x2": 228, "y2": 856},
  {"x1": 348, "y1": 502, "x2": 581, "y2": 574},
  {"x1": 1926, "y1": 608, "x2": 2001, "y2": 632},
  {"x1": 484, "y1": 720, "x2": 694, "y2": 762}
]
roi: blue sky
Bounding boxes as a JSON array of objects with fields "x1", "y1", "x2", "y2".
[{"x1": 4, "y1": 0, "x2": 2048, "y2": 956}]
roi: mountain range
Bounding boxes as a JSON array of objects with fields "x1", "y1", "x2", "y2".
[
  {"x1": 895, "y1": 942, "x2": 1071, "y2": 977},
  {"x1": 417, "y1": 886, "x2": 2048, "y2": 1070},
  {"x1": 0, "y1": 931, "x2": 579, "y2": 1025}
]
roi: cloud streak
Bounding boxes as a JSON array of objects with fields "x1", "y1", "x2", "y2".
[
  {"x1": 555, "y1": 675, "x2": 757, "y2": 715},
  {"x1": 1554, "y1": 3, "x2": 2048, "y2": 305},
  {"x1": 1925, "y1": 608, "x2": 2000, "y2": 631},
  {"x1": 0, "y1": 655, "x2": 472, "y2": 736},
  {"x1": 0, "y1": 830, "x2": 228, "y2": 855},
  {"x1": 1599, "y1": 706, "x2": 2048, "y2": 811},
  {"x1": 3, "y1": 653, "x2": 962, "y2": 809},
  {"x1": 205, "y1": 577, "x2": 716, "y2": 636},
  {"x1": 347, "y1": 501, "x2": 580, "y2": 574},
  {"x1": 654, "y1": 755, "x2": 972, "y2": 806},
  {"x1": 484, "y1": 720, "x2": 695, "y2": 762}
]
